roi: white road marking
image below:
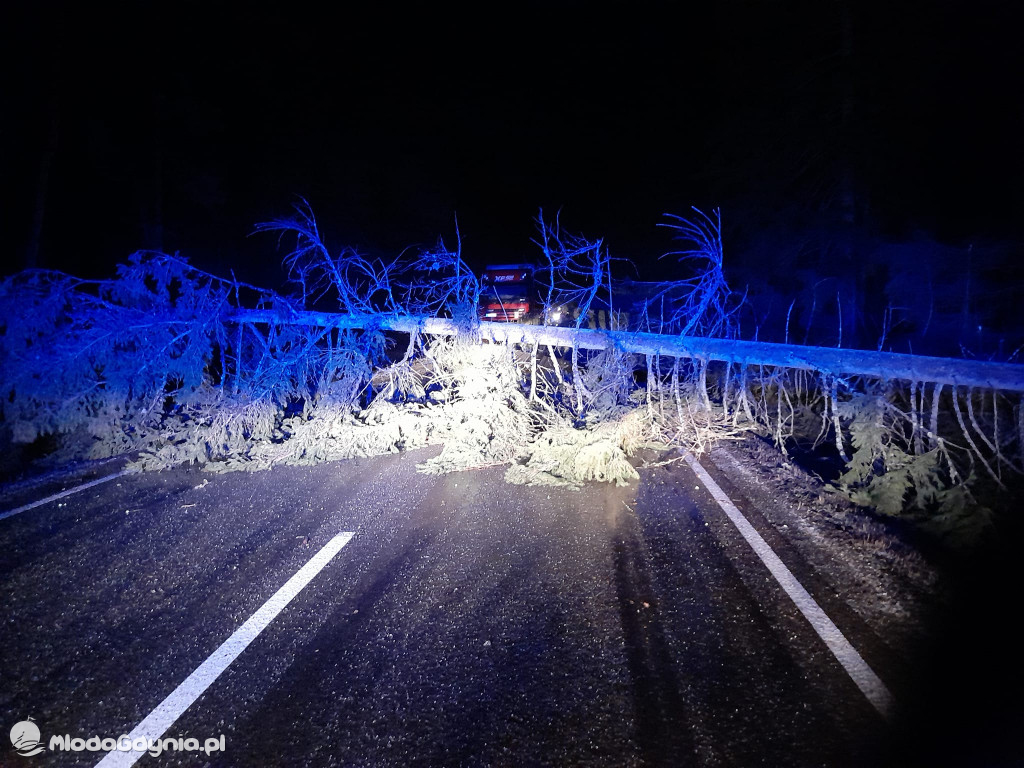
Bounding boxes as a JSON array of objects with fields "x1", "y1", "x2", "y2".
[
  {"x1": 683, "y1": 452, "x2": 896, "y2": 720},
  {"x1": 0, "y1": 470, "x2": 131, "y2": 522},
  {"x1": 95, "y1": 532, "x2": 355, "y2": 767}
]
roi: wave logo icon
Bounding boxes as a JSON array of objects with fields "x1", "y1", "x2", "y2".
[{"x1": 10, "y1": 719, "x2": 45, "y2": 757}]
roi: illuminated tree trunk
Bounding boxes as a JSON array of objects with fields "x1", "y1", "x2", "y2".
[{"x1": 529, "y1": 341, "x2": 538, "y2": 401}]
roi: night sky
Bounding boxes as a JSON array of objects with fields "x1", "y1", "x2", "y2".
[{"x1": 3, "y1": 1, "x2": 1022, "y2": 292}]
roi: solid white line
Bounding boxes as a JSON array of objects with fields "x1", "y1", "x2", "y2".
[
  {"x1": 0, "y1": 470, "x2": 131, "y2": 522},
  {"x1": 95, "y1": 532, "x2": 355, "y2": 767},
  {"x1": 683, "y1": 452, "x2": 895, "y2": 720}
]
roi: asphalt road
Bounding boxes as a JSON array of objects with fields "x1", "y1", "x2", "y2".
[{"x1": 0, "y1": 447, "x2": 896, "y2": 767}]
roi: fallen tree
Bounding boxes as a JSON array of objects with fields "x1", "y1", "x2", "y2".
[
  {"x1": 220, "y1": 308, "x2": 1024, "y2": 533},
  {"x1": 229, "y1": 311, "x2": 1024, "y2": 392},
  {"x1": 2, "y1": 205, "x2": 1021, "y2": 540}
]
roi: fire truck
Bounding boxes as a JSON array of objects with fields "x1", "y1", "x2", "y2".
[{"x1": 478, "y1": 264, "x2": 538, "y2": 322}]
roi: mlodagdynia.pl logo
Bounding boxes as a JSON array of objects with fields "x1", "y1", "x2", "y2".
[
  {"x1": 9, "y1": 718, "x2": 226, "y2": 758},
  {"x1": 10, "y1": 719, "x2": 44, "y2": 757}
]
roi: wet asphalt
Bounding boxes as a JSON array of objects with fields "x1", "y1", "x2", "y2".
[{"x1": 0, "y1": 448, "x2": 894, "y2": 767}]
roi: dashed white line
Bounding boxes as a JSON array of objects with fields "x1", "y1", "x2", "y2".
[
  {"x1": 683, "y1": 452, "x2": 895, "y2": 720},
  {"x1": 95, "y1": 532, "x2": 355, "y2": 767},
  {"x1": 0, "y1": 470, "x2": 131, "y2": 522}
]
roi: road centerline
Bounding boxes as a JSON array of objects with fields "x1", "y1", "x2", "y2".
[
  {"x1": 683, "y1": 452, "x2": 895, "y2": 720},
  {"x1": 94, "y1": 531, "x2": 355, "y2": 767}
]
